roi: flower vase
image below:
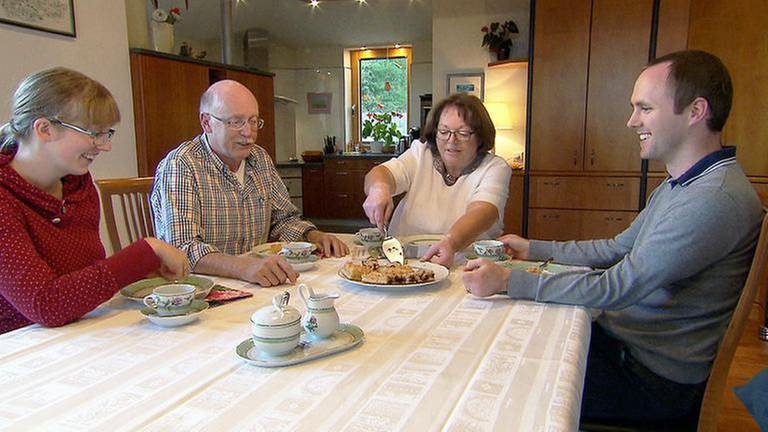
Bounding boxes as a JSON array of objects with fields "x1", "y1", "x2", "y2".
[
  {"x1": 496, "y1": 45, "x2": 511, "y2": 61},
  {"x1": 151, "y1": 21, "x2": 174, "y2": 53}
]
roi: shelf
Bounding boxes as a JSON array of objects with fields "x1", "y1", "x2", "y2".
[{"x1": 487, "y1": 58, "x2": 528, "y2": 68}]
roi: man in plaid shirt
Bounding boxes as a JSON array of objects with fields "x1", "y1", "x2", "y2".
[{"x1": 151, "y1": 80, "x2": 348, "y2": 286}]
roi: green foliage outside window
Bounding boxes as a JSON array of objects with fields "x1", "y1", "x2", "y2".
[{"x1": 360, "y1": 57, "x2": 408, "y2": 142}]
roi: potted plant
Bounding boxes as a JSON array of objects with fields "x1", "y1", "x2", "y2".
[
  {"x1": 362, "y1": 110, "x2": 403, "y2": 152},
  {"x1": 481, "y1": 20, "x2": 519, "y2": 61}
]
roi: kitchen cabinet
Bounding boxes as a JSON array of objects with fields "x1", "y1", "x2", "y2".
[
  {"x1": 276, "y1": 166, "x2": 302, "y2": 213},
  {"x1": 129, "y1": 49, "x2": 275, "y2": 177},
  {"x1": 503, "y1": 173, "x2": 524, "y2": 235},
  {"x1": 302, "y1": 164, "x2": 324, "y2": 217},
  {"x1": 527, "y1": 0, "x2": 654, "y2": 240},
  {"x1": 323, "y1": 157, "x2": 388, "y2": 219}
]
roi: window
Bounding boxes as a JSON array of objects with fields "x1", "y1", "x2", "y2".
[
  {"x1": 350, "y1": 47, "x2": 412, "y2": 144},
  {"x1": 359, "y1": 56, "x2": 408, "y2": 141}
]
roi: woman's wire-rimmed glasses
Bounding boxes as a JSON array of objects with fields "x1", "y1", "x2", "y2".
[
  {"x1": 206, "y1": 113, "x2": 265, "y2": 131},
  {"x1": 49, "y1": 118, "x2": 115, "y2": 147},
  {"x1": 436, "y1": 128, "x2": 474, "y2": 143}
]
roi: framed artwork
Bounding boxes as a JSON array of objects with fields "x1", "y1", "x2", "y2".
[
  {"x1": 0, "y1": 0, "x2": 76, "y2": 37},
  {"x1": 446, "y1": 72, "x2": 485, "y2": 100},
  {"x1": 307, "y1": 92, "x2": 332, "y2": 114}
]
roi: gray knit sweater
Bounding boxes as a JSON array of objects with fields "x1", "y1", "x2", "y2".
[{"x1": 506, "y1": 160, "x2": 762, "y2": 384}]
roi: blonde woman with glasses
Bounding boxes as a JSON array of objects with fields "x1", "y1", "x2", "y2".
[
  {"x1": 363, "y1": 93, "x2": 512, "y2": 267},
  {"x1": 0, "y1": 67, "x2": 189, "y2": 334}
]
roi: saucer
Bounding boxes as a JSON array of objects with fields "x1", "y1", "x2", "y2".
[
  {"x1": 140, "y1": 300, "x2": 209, "y2": 327},
  {"x1": 287, "y1": 255, "x2": 318, "y2": 272}
]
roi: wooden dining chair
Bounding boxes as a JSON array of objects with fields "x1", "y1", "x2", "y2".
[
  {"x1": 580, "y1": 211, "x2": 768, "y2": 432},
  {"x1": 94, "y1": 177, "x2": 156, "y2": 253},
  {"x1": 697, "y1": 211, "x2": 768, "y2": 431}
]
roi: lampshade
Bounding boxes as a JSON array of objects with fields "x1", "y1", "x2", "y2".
[{"x1": 484, "y1": 102, "x2": 513, "y2": 129}]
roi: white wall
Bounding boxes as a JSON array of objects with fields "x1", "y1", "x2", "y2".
[
  {"x1": 432, "y1": 0, "x2": 530, "y2": 101},
  {"x1": 0, "y1": 0, "x2": 138, "y2": 254}
]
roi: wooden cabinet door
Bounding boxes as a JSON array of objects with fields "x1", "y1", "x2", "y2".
[
  {"x1": 528, "y1": 209, "x2": 582, "y2": 241},
  {"x1": 504, "y1": 174, "x2": 524, "y2": 235},
  {"x1": 529, "y1": 176, "x2": 640, "y2": 210},
  {"x1": 584, "y1": 0, "x2": 653, "y2": 173},
  {"x1": 302, "y1": 166, "x2": 324, "y2": 217},
  {"x1": 688, "y1": 0, "x2": 768, "y2": 177},
  {"x1": 130, "y1": 53, "x2": 209, "y2": 176},
  {"x1": 223, "y1": 70, "x2": 276, "y2": 162},
  {"x1": 529, "y1": 0, "x2": 591, "y2": 172}
]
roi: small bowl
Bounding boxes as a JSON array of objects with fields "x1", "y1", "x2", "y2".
[
  {"x1": 250, "y1": 294, "x2": 302, "y2": 356},
  {"x1": 301, "y1": 151, "x2": 323, "y2": 162},
  {"x1": 473, "y1": 239, "x2": 504, "y2": 258}
]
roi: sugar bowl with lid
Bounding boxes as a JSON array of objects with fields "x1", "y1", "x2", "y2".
[{"x1": 250, "y1": 291, "x2": 302, "y2": 356}]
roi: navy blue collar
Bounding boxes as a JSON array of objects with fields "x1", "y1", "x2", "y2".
[{"x1": 668, "y1": 146, "x2": 737, "y2": 187}]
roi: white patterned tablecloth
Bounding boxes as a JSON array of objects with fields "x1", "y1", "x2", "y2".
[{"x1": 0, "y1": 241, "x2": 591, "y2": 432}]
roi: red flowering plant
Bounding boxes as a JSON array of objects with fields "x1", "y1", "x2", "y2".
[
  {"x1": 362, "y1": 105, "x2": 403, "y2": 146},
  {"x1": 481, "y1": 20, "x2": 519, "y2": 52},
  {"x1": 150, "y1": 0, "x2": 187, "y2": 25}
]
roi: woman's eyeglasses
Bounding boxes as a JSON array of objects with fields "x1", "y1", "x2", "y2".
[
  {"x1": 49, "y1": 118, "x2": 115, "y2": 147},
  {"x1": 206, "y1": 113, "x2": 265, "y2": 131},
  {"x1": 436, "y1": 128, "x2": 474, "y2": 143}
]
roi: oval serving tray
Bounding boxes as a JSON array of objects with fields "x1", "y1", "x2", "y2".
[{"x1": 236, "y1": 323, "x2": 364, "y2": 367}]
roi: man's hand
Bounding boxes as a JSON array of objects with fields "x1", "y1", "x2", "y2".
[
  {"x1": 243, "y1": 255, "x2": 299, "y2": 287},
  {"x1": 307, "y1": 230, "x2": 349, "y2": 257},
  {"x1": 462, "y1": 258, "x2": 512, "y2": 297},
  {"x1": 498, "y1": 234, "x2": 531, "y2": 260},
  {"x1": 422, "y1": 236, "x2": 458, "y2": 268}
]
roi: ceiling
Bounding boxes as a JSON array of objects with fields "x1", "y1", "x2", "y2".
[{"x1": 174, "y1": 0, "x2": 433, "y2": 49}]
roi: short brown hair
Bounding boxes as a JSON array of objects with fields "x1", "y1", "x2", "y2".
[
  {"x1": 1, "y1": 67, "x2": 119, "y2": 150},
  {"x1": 422, "y1": 93, "x2": 496, "y2": 153},
  {"x1": 648, "y1": 50, "x2": 732, "y2": 132}
]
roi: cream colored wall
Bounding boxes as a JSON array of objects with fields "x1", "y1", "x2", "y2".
[
  {"x1": 0, "y1": 0, "x2": 139, "y2": 254},
  {"x1": 432, "y1": 0, "x2": 530, "y2": 101}
]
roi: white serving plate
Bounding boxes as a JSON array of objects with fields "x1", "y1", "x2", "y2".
[{"x1": 337, "y1": 260, "x2": 449, "y2": 290}]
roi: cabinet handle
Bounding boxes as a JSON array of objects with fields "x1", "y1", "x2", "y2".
[
  {"x1": 605, "y1": 182, "x2": 625, "y2": 188},
  {"x1": 590, "y1": 149, "x2": 596, "y2": 166},
  {"x1": 336, "y1": 171, "x2": 349, "y2": 176},
  {"x1": 573, "y1": 149, "x2": 578, "y2": 166},
  {"x1": 337, "y1": 194, "x2": 350, "y2": 198},
  {"x1": 543, "y1": 214, "x2": 560, "y2": 220},
  {"x1": 543, "y1": 181, "x2": 560, "y2": 187}
]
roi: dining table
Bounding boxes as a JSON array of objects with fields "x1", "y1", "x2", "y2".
[{"x1": 0, "y1": 235, "x2": 592, "y2": 431}]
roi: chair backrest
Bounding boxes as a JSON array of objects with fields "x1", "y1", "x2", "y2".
[
  {"x1": 94, "y1": 177, "x2": 155, "y2": 253},
  {"x1": 698, "y1": 211, "x2": 768, "y2": 432}
]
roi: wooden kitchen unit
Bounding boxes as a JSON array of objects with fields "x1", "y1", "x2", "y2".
[{"x1": 129, "y1": 49, "x2": 275, "y2": 177}]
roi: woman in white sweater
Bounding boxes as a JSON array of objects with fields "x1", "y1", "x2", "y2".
[{"x1": 363, "y1": 93, "x2": 512, "y2": 267}]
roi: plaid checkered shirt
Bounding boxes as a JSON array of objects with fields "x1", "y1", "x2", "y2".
[{"x1": 151, "y1": 134, "x2": 315, "y2": 267}]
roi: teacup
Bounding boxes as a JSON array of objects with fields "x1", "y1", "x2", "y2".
[
  {"x1": 356, "y1": 228, "x2": 383, "y2": 245},
  {"x1": 143, "y1": 284, "x2": 196, "y2": 316},
  {"x1": 278, "y1": 241, "x2": 316, "y2": 261},
  {"x1": 473, "y1": 239, "x2": 505, "y2": 259}
]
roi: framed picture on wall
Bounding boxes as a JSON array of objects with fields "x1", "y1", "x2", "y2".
[
  {"x1": 307, "y1": 92, "x2": 332, "y2": 114},
  {"x1": 0, "y1": 0, "x2": 76, "y2": 37},
  {"x1": 446, "y1": 72, "x2": 485, "y2": 100}
]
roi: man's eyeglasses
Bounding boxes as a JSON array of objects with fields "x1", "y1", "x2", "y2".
[
  {"x1": 49, "y1": 118, "x2": 115, "y2": 147},
  {"x1": 436, "y1": 128, "x2": 474, "y2": 143},
  {"x1": 207, "y1": 113, "x2": 265, "y2": 131}
]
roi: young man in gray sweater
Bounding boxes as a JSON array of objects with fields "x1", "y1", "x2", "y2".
[{"x1": 462, "y1": 50, "x2": 763, "y2": 425}]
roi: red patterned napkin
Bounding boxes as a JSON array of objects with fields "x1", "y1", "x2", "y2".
[{"x1": 205, "y1": 285, "x2": 253, "y2": 308}]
